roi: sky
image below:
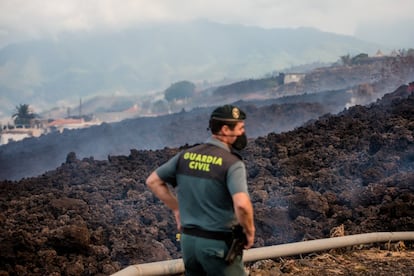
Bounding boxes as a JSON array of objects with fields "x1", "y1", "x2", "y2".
[{"x1": 0, "y1": 0, "x2": 413, "y2": 49}]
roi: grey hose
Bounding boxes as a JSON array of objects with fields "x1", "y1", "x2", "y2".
[{"x1": 111, "y1": 231, "x2": 414, "y2": 276}]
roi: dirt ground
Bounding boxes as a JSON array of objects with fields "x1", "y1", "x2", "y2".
[{"x1": 246, "y1": 248, "x2": 414, "y2": 276}]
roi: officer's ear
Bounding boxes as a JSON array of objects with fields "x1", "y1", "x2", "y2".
[{"x1": 221, "y1": 124, "x2": 232, "y2": 135}]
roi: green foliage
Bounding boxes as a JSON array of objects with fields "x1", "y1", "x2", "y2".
[
  {"x1": 351, "y1": 53, "x2": 369, "y2": 64},
  {"x1": 340, "y1": 54, "x2": 352, "y2": 65},
  {"x1": 12, "y1": 104, "x2": 36, "y2": 127},
  {"x1": 152, "y1": 100, "x2": 169, "y2": 114},
  {"x1": 399, "y1": 48, "x2": 414, "y2": 57},
  {"x1": 164, "y1": 81, "x2": 195, "y2": 102},
  {"x1": 340, "y1": 53, "x2": 369, "y2": 65},
  {"x1": 213, "y1": 77, "x2": 279, "y2": 97}
]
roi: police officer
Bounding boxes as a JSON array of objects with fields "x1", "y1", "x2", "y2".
[{"x1": 146, "y1": 104, "x2": 255, "y2": 276}]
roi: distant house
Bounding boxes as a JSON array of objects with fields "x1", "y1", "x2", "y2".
[
  {"x1": 279, "y1": 73, "x2": 306, "y2": 85},
  {"x1": 0, "y1": 117, "x2": 101, "y2": 145},
  {"x1": 47, "y1": 118, "x2": 101, "y2": 133},
  {"x1": 375, "y1": 49, "x2": 384, "y2": 57},
  {"x1": 0, "y1": 127, "x2": 44, "y2": 145}
]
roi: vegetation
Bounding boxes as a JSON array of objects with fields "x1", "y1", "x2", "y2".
[
  {"x1": 341, "y1": 49, "x2": 414, "y2": 66},
  {"x1": 12, "y1": 104, "x2": 36, "y2": 127},
  {"x1": 213, "y1": 77, "x2": 280, "y2": 97},
  {"x1": 340, "y1": 53, "x2": 370, "y2": 65},
  {"x1": 164, "y1": 81, "x2": 195, "y2": 102},
  {"x1": 151, "y1": 100, "x2": 169, "y2": 114}
]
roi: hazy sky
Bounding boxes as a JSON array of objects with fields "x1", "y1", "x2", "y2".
[{"x1": 0, "y1": 0, "x2": 413, "y2": 48}]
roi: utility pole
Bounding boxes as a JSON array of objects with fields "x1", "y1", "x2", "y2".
[{"x1": 79, "y1": 98, "x2": 82, "y2": 118}]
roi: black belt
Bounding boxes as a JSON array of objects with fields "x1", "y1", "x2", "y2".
[{"x1": 182, "y1": 227, "x2": 232, "y2": 241}]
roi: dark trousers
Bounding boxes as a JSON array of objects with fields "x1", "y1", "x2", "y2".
[{"x1": 181, "y1": 233, "x2": 246, "y2": 276}]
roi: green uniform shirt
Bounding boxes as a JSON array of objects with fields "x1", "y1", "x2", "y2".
[{"x1": 156, "y1": 137, "x2": 248, "y2": 232}]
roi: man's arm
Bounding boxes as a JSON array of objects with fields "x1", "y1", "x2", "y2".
[
  {"x1": 146, "y1": 171, "x2": 181, "y2": 230},
  {"x1": 232, "y1": 192, "x2": 255, "y2": 249}
]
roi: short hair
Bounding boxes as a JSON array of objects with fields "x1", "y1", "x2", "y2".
[{"x1": 209, "y1": 119, "x2": 238, "y2": 134}]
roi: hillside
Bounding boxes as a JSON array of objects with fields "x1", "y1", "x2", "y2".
[
  {"x1": 0, "y1": 83, "x2": 413, "y2": 275},
  {"x1": 1, "y1": 55, "x2": 414, "y2": 181},
  {"x1": 0, "y1": 20, "x2": 383, "y2": 118}
]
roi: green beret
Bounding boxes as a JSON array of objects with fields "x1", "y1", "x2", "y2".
[{"x1": 210, "y1": 105, "x2": 246, "y2": 121}]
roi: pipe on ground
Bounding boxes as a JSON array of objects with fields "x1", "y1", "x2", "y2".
[{"x1": 111, "y1": 231, "x2": 414, "y2": 276}]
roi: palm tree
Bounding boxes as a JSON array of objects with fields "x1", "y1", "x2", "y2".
[{"x1": 12, "y1": 104, "x2": 36, "y2": 127}]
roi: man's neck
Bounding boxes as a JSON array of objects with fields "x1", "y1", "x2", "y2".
[{"x1": 212, "y1": 135, "x2": 231, "y2": 147}]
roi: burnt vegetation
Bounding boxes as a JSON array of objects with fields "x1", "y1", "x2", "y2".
[
  {"x1": 1, "y1": 54, "x2": 414, "y2": 275},
  {"x1": 1, "y1": 82, "x2": 414, "y2": 275},
  {"x1": 1, "y1": 54, "x2": 414, "y2": 181}
]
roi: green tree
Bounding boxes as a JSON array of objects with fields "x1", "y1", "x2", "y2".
[
  {"x1": 12, "y1": 104, "x2": 36, "y2": 127},
  {"x1": 340, "y1": 54, "x2": 351, "y2": 65},
  {"x1": 351, "y1": 53, "x2": 369, "y2": 64},
  {"x1": 406, "y1": 48, "x2": 414, "y2": 57},
  {"x1": 164, "y1": 81, "x2": 195, "y2": 102},
  {"x1": 152, "y1": 99, "x2": 169, "y2": 114}
]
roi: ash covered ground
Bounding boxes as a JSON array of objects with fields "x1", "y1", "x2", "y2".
[{"x1": 1, "y1": 84, "x2": 414, "y2": 275}]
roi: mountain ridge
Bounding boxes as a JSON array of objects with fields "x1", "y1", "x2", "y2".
[
  {"x1": 0, "y1": 20, "x2": 384, "y2": 118},
  {"x1": 1, "y1": 54, "x2": 413, "y2": 181}
]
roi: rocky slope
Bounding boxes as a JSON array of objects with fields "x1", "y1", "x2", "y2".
[
  {"x1": 0, "y1": 83, "x2": 414, "y2": 275},
  {"x1": 0, "y1": 19, "x2": 382, "y2": 115},
  {"x1": 2, "y1": 55, "x2": 413, "y2": 181},
  {"x1": 0, "y1": 91, "x2": 348, "y2": 181}
]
